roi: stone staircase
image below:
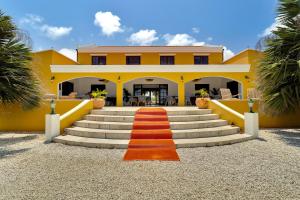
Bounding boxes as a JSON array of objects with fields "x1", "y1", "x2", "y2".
[{"x1": 54, "y1": 107, "x2": 254, "y2": 148}]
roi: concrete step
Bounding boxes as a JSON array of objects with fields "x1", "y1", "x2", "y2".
[
  {"x1": 74, "y1": 120, "x2": 132, "y2": 130},
  {"x1": 170, "y1": 119, "x2": 227, "y2": 130},
  {"x1": 167, "y1": 109, "x2": 212, "y2": 116},
  {"x1": 53, "y1": 134, "x2": 254, "y2": 149},
  {"x1": 65, "y1": 125, "x2": 239, "y2": 139},
  {"x1": 74, "y1": 119, "x2": 227, "y2": 130},
  {"x1": 90, "y1": 109, "x2": 212, "y2": 116},
  {"x1": 65, "y1": 127, "x2": 131, "y2": 139},
  {"x1": 84, "y1": 114, "x2": 219, "y2": 122},
  {"x1": 172, "y1": 125, "x2": 239, "y2": 139},
  {"x1": 175, "y1": 134, "x2": 254, "y2": 148},
  {"x1": 54, "y1": 135, "x2": 128, "y2": 149}
]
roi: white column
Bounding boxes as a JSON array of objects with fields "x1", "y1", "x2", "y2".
[
  {"x1": 244, "y1": 113, "x2": 259, "y2": 137},
  {"x1": 45, "y1": 114, "x2": 60, "y2": 142}
]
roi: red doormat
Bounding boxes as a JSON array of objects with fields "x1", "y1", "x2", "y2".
[{"x1": 123, "y1": 108, "x2": 180, "y2": 161}]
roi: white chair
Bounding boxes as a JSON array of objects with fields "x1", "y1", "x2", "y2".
[
  {"x1": 220, "y1": 88, "x2": 241, "y2": 100},
  {"x1": 247, "y1": 88, "x2": 260, "y2": 100}
]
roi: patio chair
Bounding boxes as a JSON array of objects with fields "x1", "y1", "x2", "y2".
[
  {"x1": 145, "y1": 96, "x2": 152, "y2": 106},
  {"x1": 138, "y1": 96, "x2": 146, "y2": 106},
  {"x1": 165, "y1": 96, "x2": 176, "y2": 106},
  {"x1": 185, "y1": 96, "x2": 192, "y2": 106},
  {"x1": 129, "y1": 96, "x2": 138, "y2": 106},
  {"x1": 247, "y1": 88, "x2": 260, "y2": 100},
  {"x1": 60, "y1": 92, "x2": 78, "y2": 99},
  {"x1": 220, "y1": 88, "x2": 240, "y2": 100}
]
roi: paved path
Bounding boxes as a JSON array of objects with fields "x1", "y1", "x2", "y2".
[{"x1": 0, "y1": 129, "x2": 299, "y2": 200}]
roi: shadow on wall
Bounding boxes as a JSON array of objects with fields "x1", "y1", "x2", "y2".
[{"x1": 268, "y1": 129, "x2": 300, "y2": 148}]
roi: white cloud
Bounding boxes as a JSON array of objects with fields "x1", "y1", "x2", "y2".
[
  {"x1": 192, "y1": 42, "x2": 205, "y2": 46},
  {"x1": 94, "y1": 11, "x2": 123, "y2": 36},
  {"x1": 260, "y1": 18, "x2": 284, "y2": 37},
  {"x1": 192, "y1": 27, "x2": 200, "y2": 33},
  {"x1": 20, "y1": 14, "x2": 72, "y2": 40},
  {"x1": 223, "y1": 46, "x2": 235, "y2": 61},
  {"x1": 59, "y1": 48, "x2": 77, "y2": 61},
  {"x1": 41, "y1": 25, "x2": 72, "y2": 40},
  {"x1": 163, "y1": 33, "x2": 205, "y2": 46},
  {"x1": 207, "y1": 37, "x2": 213, "y2": 41},
  {"x1": 20, "y1": 14, "x2": 43, "y2": 25},
  {"x1": 128, "y1": 29, "x2": 158, "y2": 45}
]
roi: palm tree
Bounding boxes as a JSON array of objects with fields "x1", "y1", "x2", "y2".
[
  {"x1": 0, "y1": 11, "x2": 41, "y2": 109},
  {"x1": 257, "y1": 0, "x2": 300, "y2": 115}
]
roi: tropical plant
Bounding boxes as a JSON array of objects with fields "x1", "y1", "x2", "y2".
[
  {"x1": 195, "y1": 88, "x2": 209, "y2": 98},
  {"x1": 0, "y1": 10, "x2": 41, "y2": 109},
  {"x1": 91, "y1": 89, "x2": 108, "y2": 99},
  {"x1": 256, "y1": 0, "x2": 300, "y2": 115}
]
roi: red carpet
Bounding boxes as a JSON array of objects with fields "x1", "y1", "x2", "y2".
[{"x1": 123, "y1": 108, "x2": 180, "y2": 161}]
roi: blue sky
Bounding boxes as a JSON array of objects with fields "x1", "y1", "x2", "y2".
[{"x1": 1, "y1": 0, "x2": 278, "y2": 60}]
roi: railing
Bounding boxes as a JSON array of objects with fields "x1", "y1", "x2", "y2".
[
  {"x1": 208, "y1": 100, "x2": 245, "y2": 131},
  {"x1": 60, "y1": 99, "x2": 93, "y2": 134}
]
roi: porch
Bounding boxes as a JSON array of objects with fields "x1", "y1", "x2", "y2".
[{"x1": 57, "y1": 76, "x2": 242, "y2": 106}]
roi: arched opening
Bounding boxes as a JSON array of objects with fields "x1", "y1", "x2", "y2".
[
  {"x1": 185, "y1": 77, "x2": 243, "y2": 105},
  {"x1": 123, "y1": 77, "x2": 178, "y2": 106},
  {"x1": 58, "y1": 77, "x2": 117, "y2": 106}
]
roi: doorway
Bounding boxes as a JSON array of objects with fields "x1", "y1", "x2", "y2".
[
  {"x1": 227, "y1": 81, "x2": 239, "y2": 96},
  {"x1": 133, "y1": 84, "x2": 168, "y2": 105}
]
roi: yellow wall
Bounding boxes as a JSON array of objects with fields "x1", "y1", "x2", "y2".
[
  {"x1": 0, "y1": 100, "x2": 82, "y2": 131},
  {"x1": 32, "y1": 50, "x2": 78, "y2": 95},
  {"x1": 220, "y1": 100, "x2": 300, "y2": 128},
  {"x1": 77, "y1": 52, "x2": 223, "y2": 65}
]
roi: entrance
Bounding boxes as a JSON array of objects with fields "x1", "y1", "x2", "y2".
[{"x1": 134, "y1": 84, "x2": 168, "y2": 105}]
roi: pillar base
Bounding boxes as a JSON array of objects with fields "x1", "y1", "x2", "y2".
[
  {"x1": 45, "y1": 114, "x2": 60, "y2": 142},
  {"x1": 244, "y1": 112, "x2": 259, "y2": 137}
]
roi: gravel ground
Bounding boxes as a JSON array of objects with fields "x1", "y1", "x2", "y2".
[{"x1": 0, "y1": 129, "x2": 299, "y2": 200}]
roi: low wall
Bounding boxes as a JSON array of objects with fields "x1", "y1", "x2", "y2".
[
  {"x1": 219, "y1": 100, "x2": 300, "y2": 128},
  {"x1": 60, "y1": 100, "x2": 93, "y2": 133},
  {"x1": 208, "y1": 100, "x2": 245, "y2": 130},
  {"x1": 0, "y1": 100, "x2": 82, "y2": 131}
]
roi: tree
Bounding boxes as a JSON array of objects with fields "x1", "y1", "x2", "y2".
[
  {"x1": 0, "y1": 11, "x2": 41, "y2": 109},
  {"x1": 257, "y1": 0, "x2": 300, "y2": 115}
]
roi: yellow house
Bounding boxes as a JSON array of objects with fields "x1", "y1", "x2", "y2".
[
  {"x1": 1, "y1": 45, "x2": 299, "y2": 132},
  {"x1": 45, "y1": 45, "x2": 259, "y2": 106}
]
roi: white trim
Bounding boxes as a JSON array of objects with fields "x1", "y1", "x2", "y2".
[
  {"x1": 125, "y1": 53, "x2": 141, "y2": 56},
  {"x1": 193, "y1": 53, "x2": 210, "y2": 56},
  {"x1": 90, "y1": 54, "x2": 107, "y2": 56},
  {"x1": 211, "y1": 100, "x2": 245, "y2": 120},
  {"x1": 159, "y1": 53, "x2": 176, "y2": 56},
  {"x1": 51, "y1": 64, "x2": 250, "y2": 73}
]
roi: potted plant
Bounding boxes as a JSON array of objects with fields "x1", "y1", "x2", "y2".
[
  {"x1": 195, "y1": 88, "x2": 210, "y2": 109},
  {"x1": 91, "y1": 89, "x2": 108, "y2": 109}
]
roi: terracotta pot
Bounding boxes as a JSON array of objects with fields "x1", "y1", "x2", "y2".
[
  {"x1": 93, "y1": 98, "x2": 105, "y2": 109},
  {"x1": 195, "y1": 98, "x2": 209, "y2": 109}
]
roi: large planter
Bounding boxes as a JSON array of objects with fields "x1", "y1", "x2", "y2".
[
  {"x1": 93, "y1": 98, "x2": 105, "y2": 109},
  {"x1": 195, "y1": 98, "x2": 209, "y2": 109}
]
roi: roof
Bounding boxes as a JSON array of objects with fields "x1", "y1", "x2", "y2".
[{"x1": 77, "y1": 45, "x2": 223, "y2": 53}]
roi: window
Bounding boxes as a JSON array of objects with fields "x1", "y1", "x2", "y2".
[
  {"x1": 194, "y1": 56, "x2": 209, "y2": 64},
  {"x1": 160, "y1": 56, "x2": 175, "y2": 65},
  {"x1": 126, "y1": 56, "x2": 140, "y2": 65},
  {"x1": 195, "y1": 84, "x2": 209, "y2": 92},
  {"x1": 91, "y1": 84, "x2": 106, "y2": 92},
  {"x1": 91, "y1": 56, "x2": 106, "y2": 65}
]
